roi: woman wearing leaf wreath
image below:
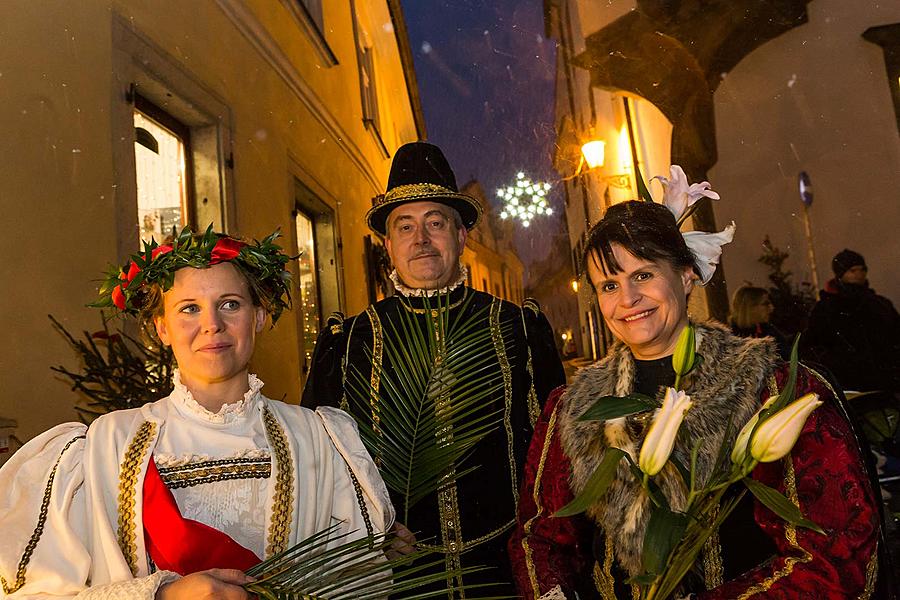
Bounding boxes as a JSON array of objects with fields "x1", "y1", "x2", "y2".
[
  {"x1": 508, "y1": 167, "x2": 887, "y2": 599},
  {"x1": 0, "y1": 230, "x2": 394, "y2": 599}
]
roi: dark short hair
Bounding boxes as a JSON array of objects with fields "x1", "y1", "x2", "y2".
[{"x1": 581, "y1": 201, "x2": 698, "y2": 289}]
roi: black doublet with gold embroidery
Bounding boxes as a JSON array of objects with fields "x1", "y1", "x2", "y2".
[{"x1": 303, "y1": 286, "x2": 564, "y2": 595}]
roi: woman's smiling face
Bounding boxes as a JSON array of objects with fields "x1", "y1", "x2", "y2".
[
  {"x1": 587, "y1": 243, "x2": 695, "y2": 360},
  {"x1": 154, "y1": 262, "x2": 266, "y2": 392}
]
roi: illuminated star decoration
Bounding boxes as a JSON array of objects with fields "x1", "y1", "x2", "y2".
[{"x1": 497, "y1": 172, "x2": 553, "y2": 227}]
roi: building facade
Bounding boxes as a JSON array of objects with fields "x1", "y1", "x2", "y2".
[
  {"x1": 460, "y1": 181, "x2": 526, "y2": 305},
  {"x1": 546, "y1": 0, "x2": 900, "y2": 360},
  {"x1": 0, "y1": 0, "x2": 424, "y2": 447}
]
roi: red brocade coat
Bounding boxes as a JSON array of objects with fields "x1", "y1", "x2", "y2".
[{"x1": 509, "y1": 323, "x2": 884, "y2": 599}]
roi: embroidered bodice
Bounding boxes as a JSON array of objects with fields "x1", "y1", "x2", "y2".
[{"x1": 154, "y1": 370, "x2": 271, "y2": 558}]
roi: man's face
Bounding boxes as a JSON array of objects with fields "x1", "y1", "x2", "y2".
[
  {"x1": 384, "y1": 201, "x2": 467, "y2": 290},
  {"x1": 840, "y1": 265, "x2": 868, "y2": 285}
]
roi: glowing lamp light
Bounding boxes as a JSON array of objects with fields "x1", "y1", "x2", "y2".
[
  {"x1": 571, "y1": 279, "x2": 579, "y2": 293},
  {"x1": 496, "y1": 171, "x2": 554, "y2": 229},
  {"x1": 581, "y1": 140, "x2": 606, "y2": 169}
]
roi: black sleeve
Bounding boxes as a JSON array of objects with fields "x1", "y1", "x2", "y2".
[
  {"x1": 301, "y1": 312, "x2": 347, "y2": 409},
  {"x1": 522, "y1": 299, "x2": 566, "y2": 407}
]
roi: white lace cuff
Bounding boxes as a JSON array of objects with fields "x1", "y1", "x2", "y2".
[
  {"x1": 539, "y1": 584, "x2": 567, "y2": 600},
  {"x1": 74, "y1": 571, "x2": 180, "y2": 600}
]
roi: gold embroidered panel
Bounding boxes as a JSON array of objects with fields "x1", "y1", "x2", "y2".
[{"x1": 157, "y1": 457, "x2": 271, "y2": 489}]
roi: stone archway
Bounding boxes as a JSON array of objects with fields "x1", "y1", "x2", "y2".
[{"x1": 573, "y1": 0, "x2": 813, "y2": 319}]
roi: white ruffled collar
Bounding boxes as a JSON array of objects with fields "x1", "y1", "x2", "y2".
[
  {"x1": 390, "y1": 264, "x2": 468, "y2": 297},
  {"x1": 169, "y1": 369, "x2": 264, "y2": 425}
]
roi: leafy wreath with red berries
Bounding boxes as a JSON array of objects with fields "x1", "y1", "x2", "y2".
[{"x1": 92, "y1": 226, "x2": 294, "y2": 322}]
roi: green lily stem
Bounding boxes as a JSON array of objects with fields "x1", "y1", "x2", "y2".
[
  {"x1": 675, "y1": 201, "x2": 702, "y2": 229},
  {"x1": 673, "y1": 373, "x2": 682, "y2": 391}
]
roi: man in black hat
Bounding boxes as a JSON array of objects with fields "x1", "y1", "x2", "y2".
[
  {"x1": 302, "y1": 141, "x2": 565, "y2": 595},
  {"x1": 803, "y1": 248, "x2": 900, "y2": 394}
]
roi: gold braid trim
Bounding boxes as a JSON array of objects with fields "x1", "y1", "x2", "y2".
[
  {"x1": 158, "y1": 459, "x2": 271, "y2": 489},
  {"x1": 263, "y1": 407, "x2": 294, "y2": 557},
  {"x1": 365, "y1": 306, "x2": 384, "y2": 440},
  {"x1": 522, "y1": 402, "x2": 560, "y2": 599},
  {"x1": 117, "y1": 421, "x2": 157, "y2": 576},
  {"x1": 736, "y1": 457, "x2": 812, "y2": 599},
  {"x1": 339, "y1": 312, "x2": 360, "y2": 411},
  {"x1": 491, "y1": 298, "x2": 519, "y2": 513},
  {"x1": 859, "y1": 542, "x2": 879, "y2": 600},
  {"x1": 519, "y1": 305, "x2": 540, "y2": 427},
  {"x1": 593, "y1": 533, "x2": 617, "y2": 600},
  {"x1": 702, "y1": 527, "x2": 724, "y2": 589},
  {"x1": 1, "y1": 435, "x2": 85, "y2": 595}
]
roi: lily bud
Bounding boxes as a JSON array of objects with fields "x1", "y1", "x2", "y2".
[
  {"x1": 639, "y1": 387, "x2": 693, "y2": 476},
  {"x1": 750, "y1": 393, "x2": 822, "y2": 463},
  {"x1": 731, "y1": 395, "x2": 778, "y2": 465},
  {"x1": 672, "y1": 324, "x2": 696, "y2": 379}
]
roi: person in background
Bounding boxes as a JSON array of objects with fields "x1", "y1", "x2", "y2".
[
  {"x1": 803, "y1": 249, "x2": 900, "y2": 395},
  {"x1": 730, "y1": 285, "x2": 790, "y2": 359}
]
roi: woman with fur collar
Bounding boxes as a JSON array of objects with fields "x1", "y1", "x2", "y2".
[{"x1": 508, "y1": 201, "x2": 886, "y2": 599}]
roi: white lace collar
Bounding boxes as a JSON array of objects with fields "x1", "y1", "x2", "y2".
[
  {"x1": 390, "y1": 264, "x2": 468, "y2": 298},
  {"x1": 169, "y1": 369, "x2": 264, "y2": 425}
]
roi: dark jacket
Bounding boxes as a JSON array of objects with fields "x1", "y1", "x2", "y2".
[
  {"x1": 803, "y1": 279, "x2": 900, "y2": 393},
  {"x1": 302, "y1": 285, "x2": 565, "y2": 595}
]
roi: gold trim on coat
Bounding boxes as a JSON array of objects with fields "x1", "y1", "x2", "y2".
[
  {"x1": 491, "y1": 298, "x2": 519, "y2": 513},
  {"x1": 117, "y1": 421, "x2": 157, "y2": 576},
  {"x1": 263, "y1": 407, "x2": 294, "y2": 558}
]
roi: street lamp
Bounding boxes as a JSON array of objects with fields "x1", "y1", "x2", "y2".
[
  {"x1": 578, "y1": 137, "x2": 631, "y2": 189},
  {"x1": 581, "y1": 140, "x2": 606, "y2": 169}
]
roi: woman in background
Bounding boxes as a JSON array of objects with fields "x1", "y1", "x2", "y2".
[{"x1": 730, "y1": 285, "x2": 790, "y2": 359}]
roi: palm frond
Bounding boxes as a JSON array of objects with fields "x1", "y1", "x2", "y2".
[
  {"x1": 346, "y1": 293, "x2": 509, "y2": 522},
  {"x1": 245, "y1": 524, "x2": 510, "y2": 600}
]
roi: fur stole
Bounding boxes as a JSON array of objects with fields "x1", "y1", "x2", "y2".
[{"x1": 558, "y1": 322, "x2": 779, "y2": 576}]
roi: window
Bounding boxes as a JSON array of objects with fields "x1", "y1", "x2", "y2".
[
  {"x1": 295, "y1": 209, "x2": 321, "y2": 375},
  {"x1": 353, "y1": 6, "x2": 388, "y2": 156},
  {"x1": 133, "y1": 96, "x2": 192, "y2": 245},
  {"x1": 293, "y1": 178, "x2": 341, "y2": 379}
]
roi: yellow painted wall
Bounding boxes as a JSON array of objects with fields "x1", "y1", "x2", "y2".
[{"x1": 0, "y1": 0, "x2": 420, "y2": 445}]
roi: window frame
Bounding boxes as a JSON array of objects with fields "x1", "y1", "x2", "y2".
[{"x1": 133, "y1": 94, "x2": 197, "y2": 234}]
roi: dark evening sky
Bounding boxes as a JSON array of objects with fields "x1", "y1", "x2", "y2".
[{"x1": 399, "y1": 0, "x2": 563, "y2": 273}]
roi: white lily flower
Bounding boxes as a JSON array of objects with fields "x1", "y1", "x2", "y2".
[
  {"x1": 750, "y1": 393, "x2": 823, "y2": 463},
  {"x1": 683, "y1": 222, "x2": 736, "y2": 285},
  {"x1": 639, "y1": 387, "x2": 693, "y2": 476},
  {"x1": 731, "y1": 395, "x2": 778, "y2": 465},
  {"x1": 653, "y1": 165, "x2": 721, "y2": 222}
]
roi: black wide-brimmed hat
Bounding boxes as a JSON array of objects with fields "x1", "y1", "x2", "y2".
[{"x1": 366, "y1": 141, "x2": 483, "y2": 236}]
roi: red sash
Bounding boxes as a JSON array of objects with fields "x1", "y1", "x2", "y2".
[{"x1": 142, "y1": 458, "x2": 261, "y2": 575}]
